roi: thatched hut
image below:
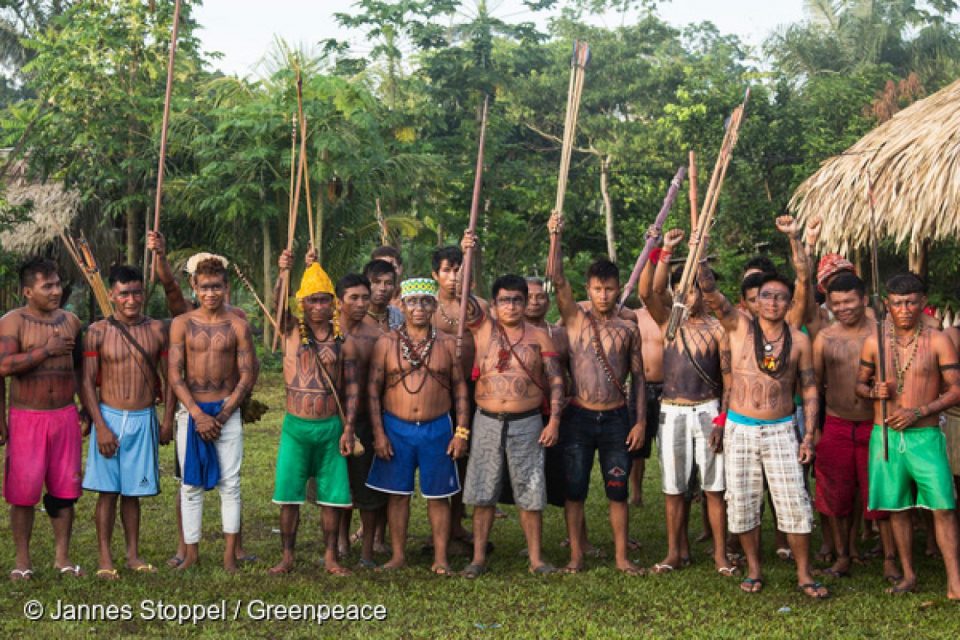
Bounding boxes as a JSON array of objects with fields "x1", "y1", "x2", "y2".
[
  {"x1": 0, "y1": 152, "x2": 81, "y2": 255},
  {"x1": 788, "y1": 77, "x2": 960, "y2": 274}
]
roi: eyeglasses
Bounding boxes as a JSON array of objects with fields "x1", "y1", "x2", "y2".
[
  {"x1": 758, "y1": 291, "x2": 790, "y2": 303},
  {"x1": 495, "y1": 295, "x2": 526, "y2": 307},
  {"x1": 403, "y1": 296, "x2": 436, "y2": 308}
]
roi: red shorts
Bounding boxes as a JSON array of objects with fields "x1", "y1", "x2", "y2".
[
  {"x1": 814, "y1": 415, "x2": 887, "y2": 520},
  {"x1": 3, "y1": 405, "x2": 82, "y2": 506}
]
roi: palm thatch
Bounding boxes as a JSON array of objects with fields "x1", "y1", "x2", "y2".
[
  {"x1": 789, "y1": 77, "x2": 960, "y2": 255},
  {"x1": 1, "y1": 159, "x2": 81, "y2": 254}
]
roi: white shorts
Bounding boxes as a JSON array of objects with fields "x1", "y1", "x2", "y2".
[{"x1": 657, "y1": 399, "x2": 724, "y2": 495}]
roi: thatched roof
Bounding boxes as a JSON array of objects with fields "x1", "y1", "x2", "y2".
[
  {"x1": 1, "y1": 157, "x2": 81, "y2": 254},
  {"x1": 789, "y1": 78, "x2": 960, "y2": 255}
]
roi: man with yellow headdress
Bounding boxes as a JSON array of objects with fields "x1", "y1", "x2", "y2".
[{"x1": 267, "y1": 247, "x2": 359, "y2": 577}]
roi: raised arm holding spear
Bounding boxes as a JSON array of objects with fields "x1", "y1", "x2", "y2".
[
  {"x1": 456, "y1": 95, "x2": 490, "y2": 358},
  {"x1": 867, "y1": 169, "x2": 889, "y2": 460},
  {"x1": 545, "y1": 41, "x2": 590, "y2": 280},
  {"x1": 617, "y1": 166, "x2": 686, "y2": 311},
  {"x1": 665, "y1": 89, "x2": 750, "y2": 341}
]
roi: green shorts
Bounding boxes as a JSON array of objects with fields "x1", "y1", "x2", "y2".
[
  {"x1": 868, "y1": 425, "x2": 956, "y2": 512},
  {"x1": 273, "y1": 413, "x2": 351, "y2": 507}
]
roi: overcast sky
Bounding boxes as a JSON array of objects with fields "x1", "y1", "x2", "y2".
[{"x1": 193, "y1": 0, "x2": 807, "y2": 78}]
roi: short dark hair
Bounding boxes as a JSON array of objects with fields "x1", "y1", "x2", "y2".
[
  {"x1": 827, "y1": 272, "x2": 866, "y2": 297},
  {"x1": 362, "y1": 259, "x2": 396, "y2": 283},
  {"x1": 740, "y1": 272, "x2": 766, "y2": 298},
  {"x1": 432, "y1": 245, "x2": 463, "y2": 272},
  {"x1": 586, "y1": 259, "x2": 619, "y2": 284},
  {"x1": 19, "y1": 256, "x2": 58, "y2": 288},
  {"x1": 194, "y1": 257, "x2": 227, "y2": 281},
  {"x1": 371, "y1": 246, "x2": 402, "y2": 266},
  {"x1": 492, "y1": 274, "x2": 528, "y2": 302},
  {"x1": 886, "y1": 272, "x2": 927, "y2": 296},
  {"x1": 108, "y1": 264, "x2": 143, "y2": 287},
  {"x1": 757, "y1": 272, "x2": 795, "y2": 299},
  {"x1": 336, "y1": 273, "x2": 371, "y2": 299},
  {"x1": 672, "y1": 266, "x2": 718, "y2": 288},
  {"x1": 744, "y1": 256, "x2": 776, "y2": 276}
]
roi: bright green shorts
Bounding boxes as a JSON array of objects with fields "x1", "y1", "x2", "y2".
[
  {"x1": 868, "y1": 425, "x2": 956, "y2": 511},
  {"x1": 273, "y1": 413, "x2": 351, "y2": 507}
]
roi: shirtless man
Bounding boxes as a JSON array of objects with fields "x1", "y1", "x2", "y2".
[
  {"x1": 0, "y1": 257, "x2": 84, "y2": 580},
  {"x1": 458, "y1": 255, "x2": 564, "y2": 576},
  {"x1": 366, "y1": 278, "x2": 470, "y2": 575},
  {"x1": 267, "y1": 251, "x2": 358, "y2": 576},
  {"x1": 699, "y1": 257, "x2": 827, "y2": 598},
  {"x1": 547, "y1": 212, "x2": 647, "y2": 575},
  {"x1": 372, "y1": 246, "x2": 404, "y2": 306},
  {"x1": 642, "y1": 229, "x2": 734, "y2": 576},
  {"x1": 431, "y1": 245, "x2": 486, "y2": 544},
  {"x1": 363, "y1": 259, "x2": 404, "y2": 331},
  {"x1": 80, "y1": 265, "x2": 175, "y2": 579},
  {"x1": 856, "y1": 272, "x2": 960, "y2": 599},
  {"x1": 944, "y1": 323, "x2": 960, "y2": 495},
  {"x1": 168, "y1": 258, "x2": 258, "y2": 572},
  {"x1": 335, "y1": 271, "x2": 389, "y2": 568},
  {"x1": 812, "y1": 272, "x2": 895, "y2": 580}
]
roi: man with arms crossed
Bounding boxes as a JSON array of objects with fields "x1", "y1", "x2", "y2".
[
  {"x1": 547, "y1": 212, "x2": 647, "y2": 576},
  {"x1": 0, "y1": 257, "x2": 83, "y2": 580},
  {"x1": 81, "y1": 265, "x2": 175, "y2": 579},
  {"x1": 366, "y1": 278, "x2": 470, "y2": 575},
  {"x1": 699, "y1": 253, "x2": 826, "y2": 598},
  {"x1": 856, "y1": 273, "x2": 960, "y2": 599},
  {"x1": 168, "y1": 258, "x2": 258, "y2": 572}
]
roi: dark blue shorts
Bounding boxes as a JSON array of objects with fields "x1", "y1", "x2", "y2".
[
  {"x1": 366, "y1": 412, "x2": 461, "y2": 499},
  {"x1": 561, "y1": 405, "x2": 632, "y2": 503}
]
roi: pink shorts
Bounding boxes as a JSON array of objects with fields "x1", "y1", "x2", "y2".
[{"x1": 3, "y1": 405, "x2": 82, "y2": 506}]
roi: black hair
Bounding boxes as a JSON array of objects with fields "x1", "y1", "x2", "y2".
[
  {"x1": 336, "y1": 273, "x2": 371, "y2": 299},
  {"x1": 671, "y1": 266, "x2": 718, "y2": 288},
  {"x1": 491, "y1": 274, "x2": 528, "y2": 302},
  {"x1": 362, "y1": 259, "x2": 397, "y2": 283},
  {"x1": 19, "y1": 256, "x2": 58, "y2": 288},
  {"x1": 743, "y1": 256, "x2": 776, "y2": 276},
  {"x1": 585, "y1": 259, "x2": 619, "y2": 284},
  {"x1": 740, "y1": 272, "x2": 766, "y2": 298},
  {"x1": 371, "y1": 245, "x2": 402, "y2": 266},
  {"x1": 886, "y1": 272, "x2": 927, "y2": 296},
  {"x1": 432, "y1": 245, "x2": 463, "y2": 272},
  {"x1": 827, "y1": 272, "x2": 866, "y2": 297},
  {"x1": 757, "y1": 272, "x2": 795, "y2": 299},
  {"x1": 108, "y1": 264, "x2": 144, "y2": 286}
]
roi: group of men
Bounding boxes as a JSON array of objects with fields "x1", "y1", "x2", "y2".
[{"x1": 2, "y1": 212, "x2": 959, "y2": 602}]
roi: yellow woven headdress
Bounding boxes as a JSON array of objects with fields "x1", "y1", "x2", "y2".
[{"x1": 296, "y1": 263, "x2": 335, "y2": 300}]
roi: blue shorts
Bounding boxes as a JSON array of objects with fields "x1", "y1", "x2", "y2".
[
  {"x1": 366, "y1": 412, "x2": 461, "y2": 499},
  {"x1": 83, "y1": 404, "x2": 159, "y2": 497}
]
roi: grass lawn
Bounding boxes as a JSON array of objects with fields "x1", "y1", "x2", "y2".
[{"x1": 1, "y1": 371, "x2": 957, "y2": 638}]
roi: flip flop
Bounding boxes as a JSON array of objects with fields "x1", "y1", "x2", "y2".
[
  {"x1": 618, "y1": 565, "x2": 647, "y2": 576},
  {"x1": 326, "y1": 566, "x2": 353, "y2": 577},
  {"x1": 651, "y1": 563, "x2": 675, "y2": 574},
  {"x1": 57, "y1": 564, "x2": 83, "y2": 577},
  {"x1": 717, "y1": 566, "x2": 739, "y2": 576},
  {"x1": 357, "y1": 558, "x2": 378, "y2": 570},
  {"x1": 529, "y1": 563, "x2": 556, "y2": 575},
  {"x1": 130, "y1": 563, "x2": 157, "y2": 574},
  {"x1": 461, "y1": 563, "x2": 486, "y2": 579},
  {"x1": 167, "y1": 556, "x2": 184, "y2": 568},
  {"x1": 432, "y1": 564, "x2": 454, "y2": 577},
  {"x1": 96, "y1": 568, "x2": 120, "y2": 580},
  {"x1": 814, "y1": 567, "x2": 849, "y2": 579},
  {"x1": 798, "y1": 582, "x2": 830, "y2": 599},
  {"x1": 267, "y1": 564, "x2": 294, "y2": 575},
  {"x1": 560, "y1": 565, "x2": 583, "y2": 575},
  {"x1": 236, "y1": 554, "x2": 258, "y2": 564},
  {"x1": 886, "y1": 582, "x2": 916, "y2": 596},
  {"x1": 776, "y1": 547, "x2": 794, "y2": 562},
  {"x1": 740, "y1": 577, "x2": 764, "y2": 593},
  {"x1": 10, "y1": 568, "x2": 33, "y2": 581}
]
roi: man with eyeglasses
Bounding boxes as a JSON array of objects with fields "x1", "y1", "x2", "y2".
[
  {"x1": 168, "y1": 257, "x2": 258, "y2": 572},
  {"x1": 80, "y1": 265, "x2": 175, "y2": 580},
  {"x1": 366, "y1": 278, "x2": 470, "y2": 575},
  {"x1": 699, "y1": 250, "x2": 826, "y2": 599},
  {"x1": 455, "y1": 240, "x2": 564, "y2": 577}
]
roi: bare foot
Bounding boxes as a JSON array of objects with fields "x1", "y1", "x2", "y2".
[
  {"x1": 176, "y1": 554, "x2": 199, "y2": 571},
  {"x1": 268, "y1": 559, "x2": 294, "y2": 575},
  {"x1": 223, "y1": 559, "x2": 238, "y2": 574},
  {"x1": 376, "y1": 558, "x2": 406, "y2": 572},
  {"x1": 326, "y1": 563, "x2": 352, "y2": 577},
  {"x1": 127, "y1": 558, "x2": 157, "y2": 573},
  {"x1": 616, "y1": 560, "x2": 646, "y2": 576}
]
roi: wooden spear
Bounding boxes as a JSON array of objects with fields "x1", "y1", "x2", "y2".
[
  {"x1": 546, "y1": 41, "x2": 590, "y2": 280},
  {"x1": 456, "y1": 95, "x2": 490, "y2": 358},
  {"x1": 294, "y1": 70, "x2": 316, "y2": 250},
  {"x1": 149, "y1": 0, "x2": 182, "y2": 283},
  {"x1": 617, "y1": 166, "x2": 686, "y2": 310},
  {"x1": 689, "y1": 151, "x2": 699, "y2": 230},
  {"x1": 867, "y1": 168, "x2": 889, "y2": 461}
]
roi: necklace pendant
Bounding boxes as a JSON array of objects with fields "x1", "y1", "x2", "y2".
[{"x1": 763, "y1": 343, "x2": 773, "y2": 353}]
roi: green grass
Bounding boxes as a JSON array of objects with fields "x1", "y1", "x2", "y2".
[{"x1": 1, "y1": 371, "x2": 957, "y2": 638}]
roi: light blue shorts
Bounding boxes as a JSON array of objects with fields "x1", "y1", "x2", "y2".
[{"x1": 83, "y1": 404, "x2": 159, "y2": 497}]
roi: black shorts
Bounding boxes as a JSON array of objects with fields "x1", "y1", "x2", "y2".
[{"x1": 632, "y1": 382, "x2": 663, "y2": 459}]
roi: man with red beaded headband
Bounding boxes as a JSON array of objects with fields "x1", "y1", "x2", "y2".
[
  {"x1": 365, "y1": 277, "x2": 470, "y2": 575},
  {"x1": 268, "y1": 249, "x2": 359, "y2": 577},
  {"x1": 857, "y1": 272, "x2": 960, "y2": 599}
]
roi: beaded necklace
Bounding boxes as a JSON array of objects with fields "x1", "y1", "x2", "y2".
[
  {"x1": 752, "y1": 316, "x2": 791, "y2": 379},
  {"x1": 397, "y1": 324, "x2": 437, "y2": 394},
  {"x1": 437, "y1": 302, "x2": 459, "y2": 327},
  {"x1": 890, "y1": 322, "x2": 922, "y2": 394}
]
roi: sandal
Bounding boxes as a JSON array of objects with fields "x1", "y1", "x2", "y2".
[
  {"x1": 776, "y1": 547, "x2": 794, "y2": 562},
  {"x1": 461, "y1": 563, "x2": 486, "y2": 579},
  {"x1": 798, "y1": 582, "x2": 830, "y2": 599},
  {"x1": 10, "y1": 568, "x2": 33, "y2": 581},
  {"x1": 529, "y1": 563, "x2": 556, "y2": 575},
  {"x1": 96, "y1": 568, "x2": 120, "y2": 580},
  {"x1": 717, "y1": 566, "x2": 739, "y2": 577},
  {"x1": 560, "y1": 565, "x2": 583, "y2": 575},
  {"x1": 886, "y1": 582, "x2": 916, "y2": 596},
  {"x1": 651, "y1": 563, "x2": 675, "y2": 574},
  {"x1": 357, "y1": 558, "x2": 378, "y2": 570},
  {"x1": 130, "y1": 563, "x2": 157, "y2": 574},
  {"x1": 814, "y1": 567, "x2": 849, "y2": 579},
  {"x1": 57, "y1": 564, "x2": 83, "y2": 577},
  {"x1": 740, "y1": 577, "x2": 764, "y2": 593}
]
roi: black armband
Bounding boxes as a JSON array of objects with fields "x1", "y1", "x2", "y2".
[{"x1": 939, "y1": 363, "x2": 960, "y2": 372}]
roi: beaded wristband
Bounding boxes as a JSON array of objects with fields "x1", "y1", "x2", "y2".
[{"x1": 455, "y1": 427, "x2": 471, "y2": 440}]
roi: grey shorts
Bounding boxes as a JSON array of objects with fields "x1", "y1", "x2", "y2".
[{"x1": 463, "y1": 408, "x2": 546, "y2": 511}]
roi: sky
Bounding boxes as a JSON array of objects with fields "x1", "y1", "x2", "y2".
[{"x1": 193, "y1": 0, "x2": 808, "y2": 78}]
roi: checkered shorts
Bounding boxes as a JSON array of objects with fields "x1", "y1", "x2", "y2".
[{"x1": 724, "y1": 414, "x2": 813, "y2": 535}]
